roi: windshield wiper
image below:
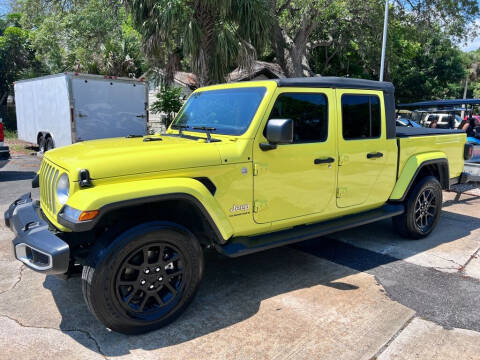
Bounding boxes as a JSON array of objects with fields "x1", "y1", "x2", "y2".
[
  {"x1": 143, "y1": 137, "x2": 163, "y2": 142},
  {"x1": 193, "y1": 126, "x2": 217, "y2": 143},
  {"x1": 171, "y1": 124, "x2": 189, "y2": 136}
]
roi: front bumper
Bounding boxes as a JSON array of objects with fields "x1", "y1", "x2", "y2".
[{"x1": 4, "y1": 193, "x2": 70, "y2": 274}]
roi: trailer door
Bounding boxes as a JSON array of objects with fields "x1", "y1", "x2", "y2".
[{"x1": 71, "y1": 77, "x2": 147, "y2": 141}]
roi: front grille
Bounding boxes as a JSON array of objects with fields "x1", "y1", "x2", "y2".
[{"x1": 39, "y1": 160, "x2": 61, "y2": 216}]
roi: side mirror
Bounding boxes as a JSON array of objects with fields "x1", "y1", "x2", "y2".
[{"x1": 260, "y1": 119, "x2": 294, "y2": 151}]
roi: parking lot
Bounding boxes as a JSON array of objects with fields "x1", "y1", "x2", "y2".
[{"x1": 1, "y1": 154, "x2": 480, "y2": 360}]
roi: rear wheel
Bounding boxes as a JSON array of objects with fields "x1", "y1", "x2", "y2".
[
  {"x1": 393, "y1": 176, "x2": 442, "y2": 239},
  {"x1": 44, "y1": 137, "x2": 54, "y2": 152},
  {"x1": 82, "y1": 222, "x2": 204, "y2": 334}
]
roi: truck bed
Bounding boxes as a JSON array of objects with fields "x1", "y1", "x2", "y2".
[
  {"x1": 396, "y1": 127, "x2": 464, "y2": 138},
  {"x1": 396, "y1": 128, "x2": 466, "y2": 181}
]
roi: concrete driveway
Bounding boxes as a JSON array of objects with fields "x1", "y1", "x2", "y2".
[{"x1": 1, "y1": 154, "x2": 480, "y2": 360}]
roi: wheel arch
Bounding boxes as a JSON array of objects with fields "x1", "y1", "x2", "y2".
[
  {"x1": 390, "y1": 155, "x2": 449, "y2": 202},
  {"x1": 60, "y1": 178, "x2": 233, "y2": 245},
  {"x1": 93, "y1": 194, "x2": 228, "y2": 246}
]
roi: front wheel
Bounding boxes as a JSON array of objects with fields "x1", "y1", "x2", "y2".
[
  {"x1": 393, "y1": 176, "x2": 442, "y2": 239},
  {"x1": 82, "y1": 222, "x2": 204, "y2": 334}
]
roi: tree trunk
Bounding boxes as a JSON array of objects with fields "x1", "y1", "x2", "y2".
[
  {"x1": 193, "y1": 2, "x2": 217, "y2": 86},
  {"x1": 271, "y1": 10, "x2": 316, "y2": 78}
]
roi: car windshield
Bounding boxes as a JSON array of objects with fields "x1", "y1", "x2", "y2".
[{"x1": 172, "y1": 87, "x2": 267, "y2": 136}]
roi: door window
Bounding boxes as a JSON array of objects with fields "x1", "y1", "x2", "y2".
[
  {"x1": 268, "y1": 93, "x2": 328, "y2": 143},
  {"x1": 341, "y1": 95, "x2": 381, "y2": 140}
]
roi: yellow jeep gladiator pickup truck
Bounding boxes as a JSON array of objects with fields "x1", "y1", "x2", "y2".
[{"x1": 4, "y1": 77, "x2": 477, "y2": 334}]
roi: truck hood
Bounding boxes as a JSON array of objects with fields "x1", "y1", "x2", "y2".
[{"x1": 45, "y1": 135, "x2": 222, "y2": 180}]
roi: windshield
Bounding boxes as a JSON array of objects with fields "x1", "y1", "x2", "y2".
[{"x1": 172, "y1": 87, "x2": 267, "y2": 136}]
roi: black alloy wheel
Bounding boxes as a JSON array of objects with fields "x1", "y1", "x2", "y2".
[
  {"x1": 413, "y1": 188, "x2": 438, "y2": 233},
  {"x1": 393, "y1": 176, "x2": 442, "y2": 239},
  {"x1": 115, "y1": 242, "x2": 186, "y2": 320},
  {"x1": 82, "y1": 222, "x2": 204, "y2": 334}
]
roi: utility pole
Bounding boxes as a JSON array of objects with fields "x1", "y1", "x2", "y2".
[{"x1": 379, "y1": 0, "x2": 389, "y2": 82}]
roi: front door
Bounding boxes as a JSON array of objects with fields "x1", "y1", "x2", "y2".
[
  {"x1": 253, "y1": 89, "x2": 337, "y2": 224},
  {"x1": 336, "y1": 90, "x2": 394, "y2": 208}
]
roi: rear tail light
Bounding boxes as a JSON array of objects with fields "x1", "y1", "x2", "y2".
[
  {"x1": 0, "y1": 122, "x2": 4, "y2": 142},
  {"x1": 465, "y1": 143, "x2": 474, "y2": 160}
]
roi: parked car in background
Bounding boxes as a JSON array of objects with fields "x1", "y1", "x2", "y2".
[
  {"x1": 14, "y1": 73, "x2": 148, "y2": 152},
  {"x1": 396, "y1": 118, "x2": 423, "y2": 128},
  {"x1": 422, "y1": 113, "x2": 461, "y2": 129},
  {"x1": 0, "y1": 117, "x2": 10, "y2": 168}
]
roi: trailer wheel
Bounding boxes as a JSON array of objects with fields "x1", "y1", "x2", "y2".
[
  {"x1": 38, "y1": 135, "x2": 46, "y2": 152},
  {"x1": 44, "y1": 137, "x2": 54, "y2": 152}
]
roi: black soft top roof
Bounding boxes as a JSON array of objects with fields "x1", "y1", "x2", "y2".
[{"x1": 275, "y1": 77, "x2": 395, "y2": 94}]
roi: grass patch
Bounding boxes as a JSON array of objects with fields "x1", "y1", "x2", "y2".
[{"x1": 4, "y1": 129, "x2": 17, "y2": 139}]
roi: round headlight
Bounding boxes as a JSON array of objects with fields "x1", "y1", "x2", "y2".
[{"x1": 56, "y1": 173, "x2": 70, "y2": 205}]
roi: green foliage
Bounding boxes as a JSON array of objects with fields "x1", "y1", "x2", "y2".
[
  {"x1": 307, "y1": 0, "x2": 471, "y2": 102},
  {"x1": 3, "y1": 128, "x2": 18, "y2": 139},
  {"x1": 16, "y1": 0, "x2": 145, "y2": 77},
  {"x1": 4, "y1": 0, "x2": 480, "y2": 105},
  {"x1": 150, "y1": 86, "x2": 183, "y2": 127},
  {"x1": 125, "y1": 0, "x2": 271, "y2": 85},
  {"x1": 0, "y1": 13, "x2": 43, "y2": 104}
]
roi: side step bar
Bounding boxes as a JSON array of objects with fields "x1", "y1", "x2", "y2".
[{"x1": 217, "y1": 204, "x2": 405, "y2": 257}]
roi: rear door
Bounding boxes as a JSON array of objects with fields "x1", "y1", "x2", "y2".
[
  {"x1": 71, "y1": 77, "x2": 147, "y2": 141},
  {"x1": 336, "y1": 90, "x2": 397, "y2": 208}
]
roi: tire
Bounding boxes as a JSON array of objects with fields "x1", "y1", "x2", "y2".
[
  {"x1": 82, "y1": 221, "x2": 204, "y2": 334},
  {"x1": 393, "y1": 176, "x2": 442, "y2": 239},
  {"x1": 44, "y1": 137, "x2": 54, "y2": 152},
  {"x1": 38, "y1": 135, "x2": 45, "y2": 152}
]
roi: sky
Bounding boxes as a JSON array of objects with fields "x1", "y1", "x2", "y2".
[
  {"x1": 460, "y1": 19, "x2": 480, "y2": 52},
  {"x1": 0, "y1": 0, "x2": 10, "y2": 16}
]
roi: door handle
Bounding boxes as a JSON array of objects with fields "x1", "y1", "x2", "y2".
[
  {"x1": 367, "y1": 152, "x2": 384, "y2": 159},
  {"x1": 314, "y1": 157, "x2": 335, "y2": 165}
]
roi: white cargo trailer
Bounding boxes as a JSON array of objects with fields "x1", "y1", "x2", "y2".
[{"x1": 14, "y1": 73, "x2": 148, "y2": 151}]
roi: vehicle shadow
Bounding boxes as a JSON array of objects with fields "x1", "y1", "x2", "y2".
[
  {"x1": 0, "y1": 171, "x2": 37, "y2": 182},
  {"x1": 43, "y1": 209, "x2": 480, "y2": 357}
]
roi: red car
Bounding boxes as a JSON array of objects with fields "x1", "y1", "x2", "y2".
[{"x1": 0, "y1": 118, "x2": 11, "y2": 168}]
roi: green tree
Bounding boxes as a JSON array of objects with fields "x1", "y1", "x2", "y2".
[
  {"x1": 14, "y1": 0, "x2": 146, "y2": 77},
  {"x1": 150, "y1": 86, "x2": 183, "y2": 127},
  {"x1": 268, "y1": 0, "x2": 346, "y2": 77},
  {"x1": 0, "y1": 13, "x2": 42, "y2": 105},
  {"x1": 124, "y1": 0, "x2": 271, "y2": 86}
]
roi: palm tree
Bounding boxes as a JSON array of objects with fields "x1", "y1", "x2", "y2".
[{"x1": 124, "y1": 0, "x2": 270, "y2": 86}]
